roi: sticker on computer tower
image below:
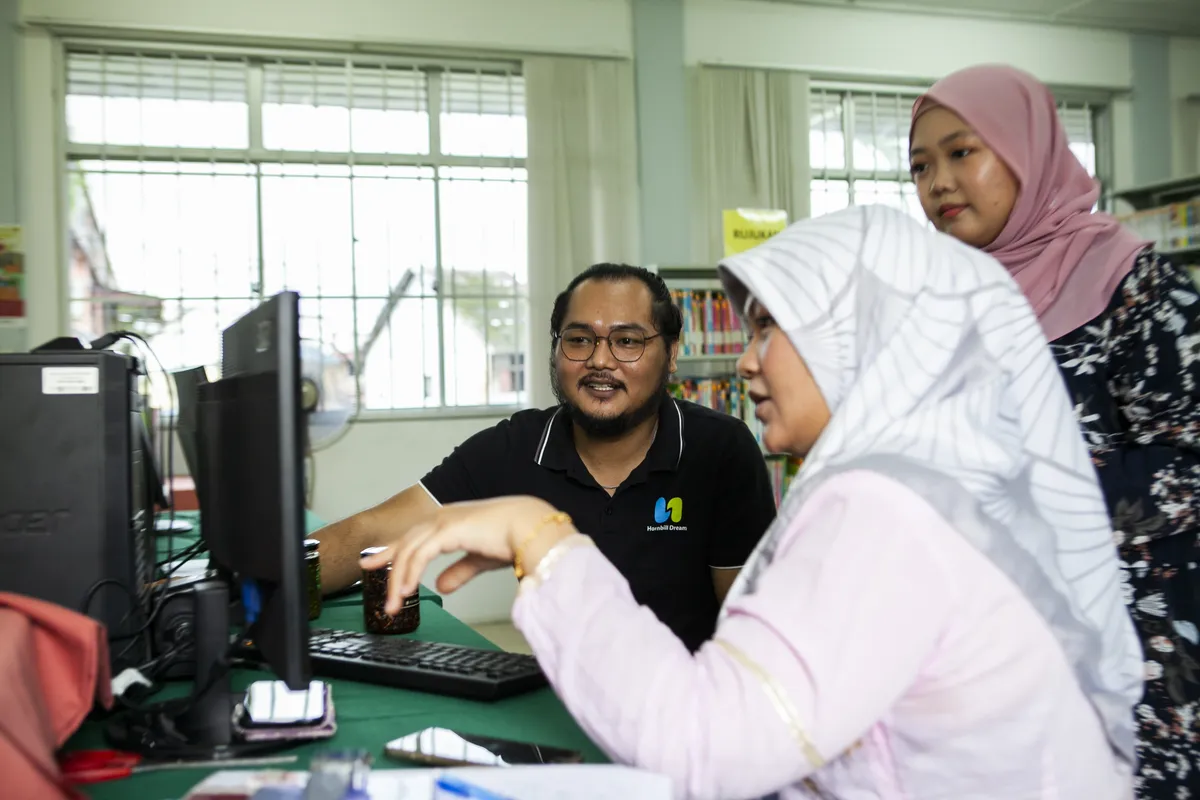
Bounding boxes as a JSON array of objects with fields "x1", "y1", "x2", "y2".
[{"x1": 42, "y1": 366, "x2": 100, "y2": 395}]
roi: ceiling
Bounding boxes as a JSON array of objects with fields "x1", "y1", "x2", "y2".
[{"x1": 762, "y1": 0, "x2": 1200, "y2": 37}]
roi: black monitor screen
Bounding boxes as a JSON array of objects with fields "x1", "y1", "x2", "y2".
[
  {"x1": 194, "y1": 291, "x2": 309, "y2": 689},
  {"x1": 172, "y1": 366, "x2": 208, "y2": 503}
]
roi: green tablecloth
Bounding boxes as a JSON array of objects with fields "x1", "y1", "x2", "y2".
[{"x1": 64, "y1": 513, "x2": 605, "y2": 799}]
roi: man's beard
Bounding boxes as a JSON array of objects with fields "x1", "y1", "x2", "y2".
[{"x1": 551, "y1": 362, "x2": 670, "y2": 441}]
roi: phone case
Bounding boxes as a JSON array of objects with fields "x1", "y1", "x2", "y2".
[
  {"x1": 233, "y1": 683, "x2": 338, "y2": 743},
  {"x1": 384, "y1": 729, "x2": 584, "y2": 768}
]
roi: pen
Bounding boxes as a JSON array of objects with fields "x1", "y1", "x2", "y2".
[{"x1": 434, "y1": 774, "x2": 513, "y2": 800}]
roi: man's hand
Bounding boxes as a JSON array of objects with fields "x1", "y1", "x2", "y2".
[
  {"x1": 359, "y1": 496, "x2": 576, "y2": 615},
  {"x1": 310, "y1": 483, "x2": 441, "y2": 593}
]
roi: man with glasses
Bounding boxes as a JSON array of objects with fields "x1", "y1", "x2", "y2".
[{"x1": 311, "y1": 263, "x2": 776, "y2": 652}]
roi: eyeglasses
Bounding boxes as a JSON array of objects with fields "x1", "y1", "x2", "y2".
[{"x1": 555, "y1": 328, "x2": 662, "y2": 363}]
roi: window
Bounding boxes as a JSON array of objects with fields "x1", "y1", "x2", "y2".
[
  {"x1": 65, "y1": 48, "x2": 528, "y2": 411},
  {"x1": 809, "y1": 86, "x2": 1101, "y2": 221}
]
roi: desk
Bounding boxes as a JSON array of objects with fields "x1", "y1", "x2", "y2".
[{"x1": 64, "y1": 515, "x2": 606, "y2": 799}]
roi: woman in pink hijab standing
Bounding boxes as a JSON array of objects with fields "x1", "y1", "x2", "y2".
[{"x1": 911, "y1": 64, "x2": 1200, "y2": 798}]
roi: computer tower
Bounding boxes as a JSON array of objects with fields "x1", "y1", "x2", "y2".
[{"x1": 0, "y1": 350, "x2": 155, "y2": 652}]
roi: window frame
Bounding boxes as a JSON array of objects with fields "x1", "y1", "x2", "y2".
[
  {"x1": 60, "y1": 38, "x2": 531, "y2": 421},
  {"x1": 809, "y1": 81, "x2": 926, "y2": 207},
  {"x1": 807, "y1": 79, "x2": 1112, "y2": 219}
]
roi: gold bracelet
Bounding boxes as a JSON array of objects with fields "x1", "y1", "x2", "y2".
[
  {"x1": 518, "y1": 534, "x2": 596, "y2": 594},
  {"x1": 513, "y1": 511, "x2": 572, "y2": 580}
]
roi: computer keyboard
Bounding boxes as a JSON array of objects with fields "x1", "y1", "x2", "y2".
[{"x1": 307, "y1": 627, "x2": 547, "y2": 701}]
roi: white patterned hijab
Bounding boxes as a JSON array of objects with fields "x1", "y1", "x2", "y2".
[{"x1": 717, "y1": 205, "x2": 1142, "y2": 764}]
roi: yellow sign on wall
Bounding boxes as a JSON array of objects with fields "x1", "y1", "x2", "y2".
[{"x1": 722, "y1": 209, "x2": 787, "y2": 257}]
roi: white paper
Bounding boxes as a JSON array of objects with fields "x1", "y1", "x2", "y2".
[
  {"x1": 41, "y1": 366, "x2": 99, "y2": 395},
  {"x1": 368, "y1": 770, "x2": 437, "y2": 798},
  {"x1": 441, "y1": 765, "x2": 672, "y2": 799},
  {"x1": 185, "y1": 770, "x2": 434, "y2": 799},
  {"x1": 185, "y1": 765, "x2": 669, "y2": 800}
]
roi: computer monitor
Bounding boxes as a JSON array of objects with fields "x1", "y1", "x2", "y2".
[
  {"x1": 195, "y1": 290, "x2": 310, "y2": 689},
  {"x1": 171, "y1": 365, "x2": 208, "y2": 504},
  {"x1": 107, "y1": 291, "x2": 312, "y2": 757}
]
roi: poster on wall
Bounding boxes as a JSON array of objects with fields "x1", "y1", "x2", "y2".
[
  {"x1": 0, "y1": 225, "x2": 25, "y2": 328},
  {"x1": 722, "y1": 209, "x2": 788, "y2": 258}
]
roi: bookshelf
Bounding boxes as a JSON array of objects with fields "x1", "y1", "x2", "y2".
[
  {"x1": 1112, "y1": 174, "x2": 1200, "y2": 211},
  {"x1": 653, "y1": 264, "x2": 802, "y2": 506},
  {"x1": 1114, "y1": 175, "x2": 1200, "y2": 268}
]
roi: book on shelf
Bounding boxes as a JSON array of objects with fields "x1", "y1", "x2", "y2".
[
  {"x1": 667, "y1": 376, "x2": 802, "y2": 507},
  {"x1": 1120, "y1": 200, "x2": 1200, "y2": 260},
  {"x1": 672, "y1": 289, "x2": 745, "y2": 357},
  {"x1": 669, "y1": 376, "x2": 751, "y2": 425},
  {"x1": 766, "y1": 456, "x2": 803, "y2": 508}
]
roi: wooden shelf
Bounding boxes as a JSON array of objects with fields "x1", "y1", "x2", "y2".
[
  {"x1": 1112, "y1": 174, "x2": 1200, "y2": 211},
  {"x1": 676, "y1": 353, "x2": 741, "y2": 362},
  {"x1": 651, "y1": 264, "x2": 719, "y2": 281}
]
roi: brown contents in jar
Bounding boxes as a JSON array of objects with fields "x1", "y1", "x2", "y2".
[
  {"x1": 305, "y1": 538, "x2": 322, "y2": 621},
  {"x1": 360, "y1": 546, "x2": 420, "y2": 635}
]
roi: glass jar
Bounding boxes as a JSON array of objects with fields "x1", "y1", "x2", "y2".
[
  {"x1": 360, "y1": 546, "x2": 420, "y2": 635},
  {"x1": 305, "y1": 538, "x2": 322, "y2": 621}
]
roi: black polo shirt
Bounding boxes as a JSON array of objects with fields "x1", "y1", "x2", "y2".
[{"x1": 419, "y1": 398, "x2": 777, "y2": 652}]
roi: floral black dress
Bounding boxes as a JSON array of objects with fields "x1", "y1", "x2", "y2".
[{"x1": 1053, "y1": 248, "x2": 1200, "y2": 797}]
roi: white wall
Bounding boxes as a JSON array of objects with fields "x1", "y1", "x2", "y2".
[
  {"x1": 312, "y1": 414, "x2": 512, "y2": 624},
  {"x1": 1109, "y1": 98, "x2": 1136, "y2": 194},
  {"x1": 1169, "y1": 36, "x2": 1200, "y2": 178},
  {"x1": 684, "y1": 0, "x2": 1132, "y2": 89},
  {"x1": 19, "y1": 0, "x2": 633, "y2": 58}
]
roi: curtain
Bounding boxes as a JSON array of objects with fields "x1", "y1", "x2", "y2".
[
  {"x1": 525, "y1": 56, "x2": 640, "y2": 409},
  {"x1": 690, "y1": 67, "x2": 811, "y2": 265}
]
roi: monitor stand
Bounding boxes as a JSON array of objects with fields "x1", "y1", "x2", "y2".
[{"x1": 174, "y1": 578, "x2": 235, "y2": 746}]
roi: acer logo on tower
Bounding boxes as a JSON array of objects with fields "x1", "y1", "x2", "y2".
[{"x1": 0, "y1": 509, "x2": 70, "y2": 538}]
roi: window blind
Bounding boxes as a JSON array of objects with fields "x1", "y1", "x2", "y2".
[{"x1": 67, "y1": 51, "x2": 247, "y2": 103}]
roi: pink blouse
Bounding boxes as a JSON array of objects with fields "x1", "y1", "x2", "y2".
[{"x1": 512, "y1": 470, "x2": 1133, "y2": 799}]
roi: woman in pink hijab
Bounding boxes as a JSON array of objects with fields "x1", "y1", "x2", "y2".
[{"x1": 911, "y1": 63, "x2": 1200, "y2": 799}]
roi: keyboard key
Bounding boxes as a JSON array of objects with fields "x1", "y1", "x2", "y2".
[{"x1": 305, "y1": 628, "x2": 546, "y2": 701}]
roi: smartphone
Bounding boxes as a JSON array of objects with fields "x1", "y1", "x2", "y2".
[
  {"x1": 384, "y1": 727, "x2": 584, "y2": 767},
  {"x1": 240, "y1": 679, "x2": 327, "y2": 727}
]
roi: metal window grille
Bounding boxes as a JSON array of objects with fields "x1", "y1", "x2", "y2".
[
  {"x1": 65, "y1": 46, "x2": 529, "y2": 412},
  {"x1": 809, "y1": 85, "x2": 1102, "y2": 221}
]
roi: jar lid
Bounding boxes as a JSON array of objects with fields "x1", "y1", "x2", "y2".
[
  {"x1": 360, "y1": 546, "x2": 388, "y2": 558},
  {"x1": 304, "y1": 538, "x2": 320, "y2": 552}
]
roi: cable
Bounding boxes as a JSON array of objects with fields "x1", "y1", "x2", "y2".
[
  {"x1": 79, "y1": 578, "x2": 141, "y2": 618},
  {"x1": 78, "y1": 578, "x2": 155, "y2": 669},
  {"x1": 111, "y1": 617, "x2": 237, "y2": 717},
  {"x1": 91, "y1": 330, "x2": 194, "y2": 669},
  {"x1": 89, "y1": 329, "x2": 198, "y2": 672},
  {"x1": 136, "y1": 642, "x2": 186, "y2": 682},
  {"x1": 111, "y1": 538, "x2": 212, "y2": 665},
  {"x1": 94, "y1": 329, "x2": 179, "y2": 587},
  {"x1": 81, "y1": 578, "x2": 145, "y2": 650},
  {"x1": 77, "y1": 332, "x2": 212, "y2": 679},
  {"x1": 120, "y1": 539, "x2": 211, "y2": 667},
  {"x1": 156, "y1": 539, "x2": 207, "y2": 569},
  {"x1": 114, "y1": 331, "x2": 178, "y2": 581}
]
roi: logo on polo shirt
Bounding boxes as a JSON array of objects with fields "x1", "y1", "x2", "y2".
[
  {"x1": 654, "y1": 497, "x2": 682, "y2": 523},
  {"x1": 649, "y1": 497, "x2": 686, "y2": 531}
]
